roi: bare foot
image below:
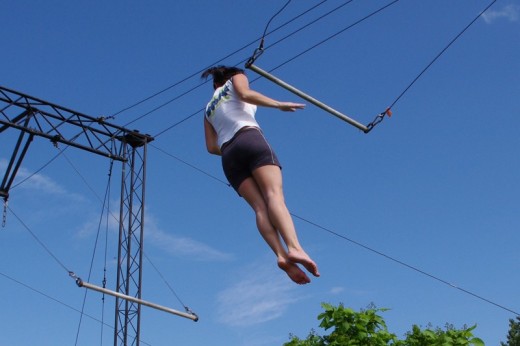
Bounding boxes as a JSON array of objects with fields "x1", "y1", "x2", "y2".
[
  {"x1": 288, "y1": 249, "x2": 320, "y2": 277},
  {"x1": 278, "y1": 258, "x2": 311, "y2": 285}
]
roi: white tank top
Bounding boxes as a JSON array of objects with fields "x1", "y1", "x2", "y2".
[{"x1": 205, "y1": 78, "x2": 259, "y2": 148}]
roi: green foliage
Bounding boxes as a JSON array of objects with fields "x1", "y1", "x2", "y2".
[
  {"x1": 317, "y1": 303, "x2": 398, "y2": 346},
  {"x1": 501, "y1": 316, "x2": 520, "y2": 346},
  {"x1": 404, "y1": 323, "x2": 484, "y2": 346},
  {"x1": 285, "y1": 330, "x2": 323, "y2": 346},
  {"x1": 284, "y1": 303, "x2": 485, "y2": 346}
]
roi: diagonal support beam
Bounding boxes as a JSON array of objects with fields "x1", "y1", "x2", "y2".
[{"x1": 1, "y1": 112, "x2": 34, "y2": 200}]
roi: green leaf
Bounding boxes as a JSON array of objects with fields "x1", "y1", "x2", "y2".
[{"x1": 470, "y1": 337, "x2": 485, "y2": 346}]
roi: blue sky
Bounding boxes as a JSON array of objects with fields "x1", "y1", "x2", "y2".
[{"x1": 1, "y1": 1, "x2": 519, "y2": 345}]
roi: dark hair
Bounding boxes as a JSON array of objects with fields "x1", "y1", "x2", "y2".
[{"x1": 201, "y1": 66, "x2": 244, "y2": 88}]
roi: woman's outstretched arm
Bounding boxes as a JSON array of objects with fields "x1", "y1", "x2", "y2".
[{"x1": 232, "y1": 74, "x2": 305, "y2": 112}]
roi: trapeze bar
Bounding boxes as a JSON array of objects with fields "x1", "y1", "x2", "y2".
[
  {"x1": 247, "y1": 64, "x2": 369, "y2": 133},
  {"x1": 76, "y1": 279, "x2": 199, "y2": 322}
]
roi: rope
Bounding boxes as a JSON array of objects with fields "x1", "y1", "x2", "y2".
[
  {"x1": 290, "y1": 213, "x2": 519, "y2": 316},
  {"x1": 59, "y1": 146, "x2": 196, "y2": 325},
  {"x1": 247, "y1": 0, "x2": 357, "y2": 67},
  {"x1": 120, "y1": 0, "x2": 366, "y2": 133},
  {"x1": 7, "y1": 206, "x2": 71, "y2": 274},
  {"x1": 152, "y1": 0, "x2": 394, "y2": 137},
  {"x1": 112, "y1": 0, "x2": 329, "y2": 122},
  {"x1": 150, "y1": 143, "x2": 520, "y2": 316},
  {"x1": 3, "y1": 138, "x2": 194, "y2": 334},
  {"x1": 72, "y1": 157, "x2": 114, "y2": 346},
  {"x1": 150, "y1": 143, "x2": 230, "y2": 186},
  {"x1": 0, "y1": 270, "x2": 111, "y2": 327},
  {"x1": 253, "y1": 0, "x2": 399, "y2": 74},
  {"x1": 144, "y1": 252, "x2": 193, "y2": 314},
  {"x1": 63, "y1": 148, "x2": 196, "y2": 321},
  {"x1": 0, "y1": 271, "x2": 153, "y2": 346},
  {"x1": 255, "y1": 0, "x2": 399, "y2": 133},
  {"x1": 10, "y1": 141, "x2": 73, "y2": 191},
  {"x1": 153, "y1": 1, "x2": 361, "y2": 138},
  {"x1": 387, "y1": 0, "x2": 498, "y2": 110},
  {"x1": 2, "y1": 199, "x2": 7, "y2": 228},
  {"x1": 101, "y1": 160, "x2": 113, "y2": 345},
  {"x1": 245, "y1": 0, "x2": 496, "y2": 132},
  {"x1": 247, "y1": 0, "x2": 293, "y2": 66},
  {"x1": 113, "y1": 0, "x2": 362, "y2": 138},
  {"x1": 124, "y1": 79, "x2": 207, "y2": 128}
]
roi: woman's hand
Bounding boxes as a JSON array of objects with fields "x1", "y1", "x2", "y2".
[{"x1": 276, "y1": 101, "x2": 305, "y2": 112}]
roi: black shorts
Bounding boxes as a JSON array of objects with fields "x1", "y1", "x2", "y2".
[{"x1": 221, "y1": 127, "x2": 281, "y2": 194}]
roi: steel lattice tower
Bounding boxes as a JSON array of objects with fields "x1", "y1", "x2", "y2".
[{"x1": 0, "y1": 85, "x2": 153, "y2": 345}]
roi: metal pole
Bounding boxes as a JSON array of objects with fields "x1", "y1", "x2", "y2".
[
  {"x1": 77, "y1": 280, "x2": 199, "y2": 322},
  {"x1": 247, "y1": 64, "x2": 369, "y2": 133}
]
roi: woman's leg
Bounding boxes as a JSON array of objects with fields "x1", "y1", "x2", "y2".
[
  {"x1": 251, "y1": 165, "x2": 319, "y2": 277},
  {"x1": 238, "y1": 177, "x2": 310, "y2": 284}
]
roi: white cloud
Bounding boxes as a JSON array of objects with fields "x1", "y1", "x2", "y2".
[
  {"x1": 216, "y1": 261, "x2": 302, "y2": 327},
  {"x1": 0, "y1": 158, "x2": 62, "y2": 194},
  {"x1": 329, "y1": 286, "x2": 345, "y2": 295},
  {"x1": 145, "y1": 214, "x2": 233, "y2": 261},
  {"x1": 1, "y1": 156, "x2": 231, "y2": 262},
  {"x1": 68, "y1": 191, "x2": 231, "y2": 262},
  {"x1": 482, "y1": 4, "x2": 520, "y2": 23},
  {"x1": 74, "y1": 203, "x2": 120, "y2": 238},
  {"x1": 0, "y1": 158, "x2": 85, "y2": 202}
]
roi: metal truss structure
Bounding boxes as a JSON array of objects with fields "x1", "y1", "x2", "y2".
[{"x1": 0, "y1": 85, "x2": 155, "y2": 345}]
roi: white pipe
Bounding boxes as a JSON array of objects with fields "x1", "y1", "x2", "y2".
[
  {"x1": 247, "y1": 64, "x2": 369, "y2": 133},
  {"x1": 77, "y1": 279, "x2": 199, "y2": 322}
]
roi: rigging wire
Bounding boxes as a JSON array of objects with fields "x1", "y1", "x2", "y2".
[
  {"x1": 144, "y1": 252, "x2": 191, "y2": 313},
  {"x1": 9, "y1": 138, "x2": 75, "y2": 191},
  {"x1": 248, "y1": 0, "x2": 293, "y2": 62},
  {"x1": 0, "y1": 271, "x2": 111, "y2": 328},
  {"x1": 3, "y1": 1, "x2": 512, "y2": 332},
  {"x1": 103, "y1": 0, "x2": 360, "y2": 138},
  {"x1": 154, "y1": 0, "x2": 494, "y2": 137},
  {"x1": 290, "y1": 213, "x2": 520, "y2": 316},
  {"x1": 54, "y1": 144, "x2": 195, "y2": 315},
  {"x1": 147, "y1": 145, "x2": 520, "y2": 317},
  {"x1": 247, "y1": 0, "x2": 357, "y2": 66},
  {"x1": 152, "y1": 0, "x2": 360, "y2": 138},
  {"x1": 64, "y1": 153, "x2": 114, "y2": 346},
  {"x1": 387, "y1": 0, "x2": 498, "y2": 110},
  {"x1": 250, "y1": 0, "x2": 399, "y2": 70},
  {"x1": 121, "y1": 0, "x2": 363, "y2": 131},
  {"x1": 7, "y1": 206, "x2": 71, "y2": 274},
  {"x1": 0, "y1": 271, "x2": 153, "y2": 346},
  {"x1": 153, "y1": 0, "x2": 394, "y2": 138},
  {"x1": 150, "y1": 143, "x2": 230, "y2": 186},
  {"x1": 111, "y1": 0, "x2": 330, "y2": 122},
  {"x1": 58, "y1": 148, "x2": 195, "y2": 317},
  {"x1": 4, "y1": 142, "x2": 195, "y2": 331},
  {"x1": 123, "y1": 79, "x2": 208, "y2": 128},
  {"x1": 101, "y1": 161, "x2": 113, "y2": 345},
  {"x1": 245, "y1": 0, "x2": 398, "y2": 133},
  {"x1": 249, "y1": 0, "x2": 398, "y2": 76}
]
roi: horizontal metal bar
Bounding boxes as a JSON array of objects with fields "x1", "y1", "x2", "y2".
[
  {"x1": 0, "y1": 85, "x2": 129, "y2": 133},
  {"x1": 77, "y1": 280, "x2": 199, "y2": 322},
  {"x1": 0, "y1": 120, "x2": 127, "y2": 162},
  {"x1": 247, "y1": 64, "x2": 369, "y2": 133}
]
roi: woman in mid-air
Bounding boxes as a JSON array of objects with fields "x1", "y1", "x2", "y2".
[{"x1": 202, "y1": 65, "x2": 319, "y2": 284}]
